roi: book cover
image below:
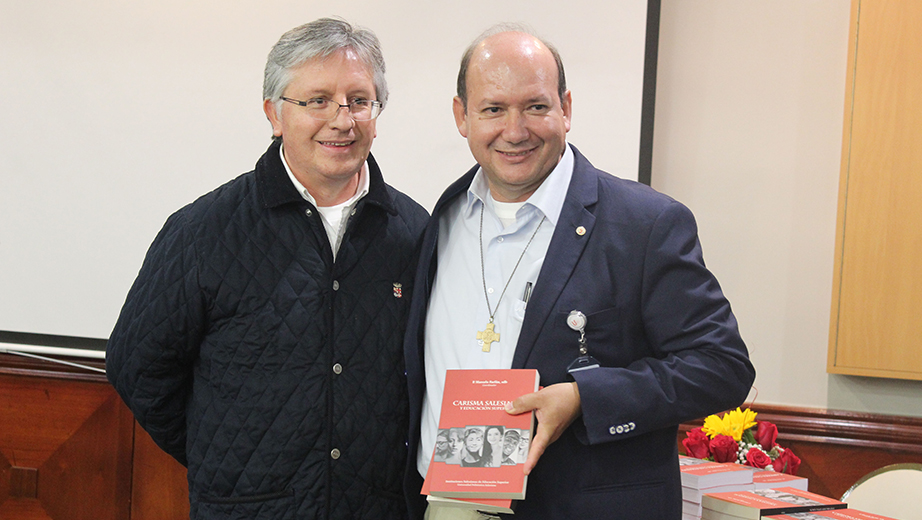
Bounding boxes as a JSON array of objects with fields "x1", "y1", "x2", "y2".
[
  {"x1": 680, "y1": 456, "x2": 755, "y2": 489},
  {"x1": 752, "y1": 469, "x2": 808, "y2": 491},
  {"x1": 426, "y1": 369, "x2": 540, "y2": 499},
  {"x1": 702, "y1": 487, "x2": 846, "y2": 520},
  {"x1": 421, "y1": 468, "x2": 514, "y2": 514},
  {"x1": 763, "y1": 509, "x2": 899, "y2": 519}
]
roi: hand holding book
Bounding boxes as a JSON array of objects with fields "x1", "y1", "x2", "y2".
[
  {"x1": 504, "y1": 381, "x2": 582, "y2": 475},
  {"x1": 426, "y1": 369, "x2": 540, "y2": 502}
]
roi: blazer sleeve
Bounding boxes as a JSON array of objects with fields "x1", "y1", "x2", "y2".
[
  {"x1": 105, "y1": 210, "x2": 206, "y2": 465},
  {"x1": 570, "y1": 200, "x2": 755, "y2": 445}
]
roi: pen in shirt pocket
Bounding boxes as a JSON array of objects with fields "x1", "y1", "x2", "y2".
[{"x1": 523, "y1": 281, "x2": 533, "y2": 304}]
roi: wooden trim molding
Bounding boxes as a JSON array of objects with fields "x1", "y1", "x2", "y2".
[
  {"x1": 679, "y1": 404, "x2": 922, "y2": 500},
  {"x1": 680, "y1": 404, "x2": 922, "y2": 454},
  {"x1": 0, "y1": 352, "x2": 107, "y2": 383},
  {"x1": 750, "y1": 404, "x2": 922, "y2": 455}
]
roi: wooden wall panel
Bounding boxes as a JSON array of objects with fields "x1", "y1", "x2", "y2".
[
  {"x1": 131, "y1": 423, "x2": 189, "y2": 520},
  {"x1": 829, "y1": 0, "x2": 922, "y2": 379},
  {"x1": 0, "y1": 370, "x2": 133, "y2": 520},
  {"x1": 679, "y1": 404, "x2": 922, "y2": 500},
  {"x1": 0, "y1": 352, "x2": 191, "y2": 520}
]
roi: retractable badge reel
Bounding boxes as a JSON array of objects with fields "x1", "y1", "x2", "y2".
[{"x1": 566, "y1": 310, "x2": 600, "y2": 374}]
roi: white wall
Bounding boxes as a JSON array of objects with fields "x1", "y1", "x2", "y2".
[
  {"x1": 0, "y1": 0, "x2": 649, "y2": 340},
  {"x1": 651, "y1": 0, "x2": 922, "y2": 417}
]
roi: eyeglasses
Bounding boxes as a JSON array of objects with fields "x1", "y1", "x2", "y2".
[{"x1": 280, "y1": 97, "x2": 383, "y2": 121}]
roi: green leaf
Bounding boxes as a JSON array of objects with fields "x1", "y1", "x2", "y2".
[{"x1": 741, "y1": 427, "x2": 756, "y2": 445}]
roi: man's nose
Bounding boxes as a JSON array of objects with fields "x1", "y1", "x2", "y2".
[
  {"x1": 328, "y1": 103, "x2": 356, "y2": 129},
  {"x1": 501, "y1": 111, "x2": 529, "y2": 143}
]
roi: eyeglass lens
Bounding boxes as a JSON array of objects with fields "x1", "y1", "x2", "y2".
[{"x1": 315, "y1": 100, "x2": 378, "y2": 121}]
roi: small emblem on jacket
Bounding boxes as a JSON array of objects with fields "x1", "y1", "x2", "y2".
[{"x1": 393, "y1": 282, "x2": 403, "y2": 298}]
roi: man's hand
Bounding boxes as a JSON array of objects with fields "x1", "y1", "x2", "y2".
[{"x1": 505, "y1": 382, "x2": 581, "y2": 475}]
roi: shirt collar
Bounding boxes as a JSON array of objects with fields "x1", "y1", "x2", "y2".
[
  {"x1": 279, "y1": 144, "x2": 370, "y2": 208},
  {"x1": 463, "y1": 144, "x2": 574, "y2": 226}
]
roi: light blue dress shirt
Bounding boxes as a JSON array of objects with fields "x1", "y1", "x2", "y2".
[{"x1": 417, "y1": 145, "x2": 575, "y2": 477}]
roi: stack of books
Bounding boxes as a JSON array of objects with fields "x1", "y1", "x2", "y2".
[
  {"x1": 680, "y1": 456, "x2": 755, "y2": 519},
  {"x1": 764, "y1": 509, "x2": 899, "y2": 519},
  {"x1": 701, "y1": 487, "x2": 847, "y2": 520},
  {"x1": 422, "y1": 369, "x2": 540, "y2": 516},
  {"x1": 752, "y1": 468, "x2": 808, "y2": 491}
]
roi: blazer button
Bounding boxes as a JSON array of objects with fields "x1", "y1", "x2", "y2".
[
  {"x1": 332, "y1": 363, "x2": 343, "y2": 375},
  {"x1": 305, "y1": 208, "x2": 313, "y2": 217},
  {"x1": 332, "y1": 280, "x2": 340, "y2": 291},
  {"x1": 330, "y1": 448, "x2": 341, "y2": 460}
]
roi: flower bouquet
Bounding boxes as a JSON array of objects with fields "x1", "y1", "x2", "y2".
[{"x1": 682, "y1": 407, "x2": 801, "y2": 475}]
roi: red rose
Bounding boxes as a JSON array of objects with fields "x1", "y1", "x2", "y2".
[
  {"x1": 772, "y1": 448, "x2": 802, "y2": 475},
  {"x1": 754, "y1": 421, "x2": 778, "y2": 451},
  {"x1": 682, "y1": 427, "x2": 711, "y2": 459},
  {"x1": 744, "y1": 447, "x2": 772, "y2": 469},
  {"x1": 709, "y1": 435, "x2": 738, "y2": 463}
]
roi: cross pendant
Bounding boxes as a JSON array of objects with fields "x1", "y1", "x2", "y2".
[{"x1": 476, "y1": 322, "x2": 500, "y2": 352}]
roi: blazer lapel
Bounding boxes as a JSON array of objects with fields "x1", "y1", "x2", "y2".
[{"x1": 513, "y1": 145, "x2": 599, "y2": 368}]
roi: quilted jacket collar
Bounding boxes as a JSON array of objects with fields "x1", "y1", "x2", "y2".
[{"x1": 255, "y1": 140, "x2": 397, "y2": 215}]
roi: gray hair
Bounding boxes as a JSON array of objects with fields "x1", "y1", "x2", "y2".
[
  {"x1": 456, "y1": 23, "x2": 567, "y2": 110},
  {"x1": 263, "y1": 17, "x2": 388, "y2": 112}
]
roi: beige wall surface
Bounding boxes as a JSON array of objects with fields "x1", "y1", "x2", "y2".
[{"x1": 652, "y1": 0, "x2": 922, "y2": 417}]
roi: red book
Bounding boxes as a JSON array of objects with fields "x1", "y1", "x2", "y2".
[
  {"x1": 702, "y1": 487, "x2": 846, "y2": 519},
  {"x1": 679, "y1": 456, "x2": 755, "y2": 489},
  {"x1": 426, "y1": 369, "x2": 540, "y2": 500},
  {"x1": 752, "y1": 468, "x2": 808, "y2": 491},
  {"x1": 764, "y1": 509, "x2": 899, "y2": 519},
  {"x1": 421, "y1": 472, "x2": 514, "y2": 514}
]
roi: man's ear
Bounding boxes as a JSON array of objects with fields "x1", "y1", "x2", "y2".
[
  {"x1": 263, "y1": 98, "x2": 283, "y2": 138},
  {"x1": 452, "y1": 96, "x2": 469, "y2": 138},
  {"x1": 561, "y1": 90, "x2": 572, "y2": 133}
]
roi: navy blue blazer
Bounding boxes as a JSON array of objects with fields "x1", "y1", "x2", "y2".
[{"x1": 404, "y1": 145, "x2": 755, "y2": 519}]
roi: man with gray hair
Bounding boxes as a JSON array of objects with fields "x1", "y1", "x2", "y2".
[{"x1": 107, "y1": 18, "x2": 426, "y2": 519}]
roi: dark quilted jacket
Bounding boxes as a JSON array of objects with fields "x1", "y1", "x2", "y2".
[{"x1": 106, "y1": 141, "x2": 428, "y2": 519}]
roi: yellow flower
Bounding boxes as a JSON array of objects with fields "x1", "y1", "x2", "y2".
[
  {"x1": 701, "y1": 414, "x2": 728, "y2": 439},
  {"x1": 701, "y1": 408, "x2": 758, "y2": 441},
  {"x1": 726, "y1": 407, "x2": 758, "y2": 440}
]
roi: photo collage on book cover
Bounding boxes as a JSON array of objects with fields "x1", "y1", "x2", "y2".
[{"x1": 433, "y1": 425, "x2": 530, "y2": 468}]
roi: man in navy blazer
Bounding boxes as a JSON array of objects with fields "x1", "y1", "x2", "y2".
[{"x1": 404, "y1": 25, "x2": 755, "y2": 519}]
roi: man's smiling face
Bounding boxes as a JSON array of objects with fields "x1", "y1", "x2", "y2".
[
  {"x1": 265, "y1": 48, "x2": 377, "y2": 189},
  {"x1": 453, "y1": 31, "x2": 571, "y2": 202}
]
